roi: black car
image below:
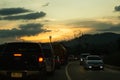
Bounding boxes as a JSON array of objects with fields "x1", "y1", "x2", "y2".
[
  {"x1": 0, "y1": 42, "x2": 46, "y2": 80},
  {"x1": 84, "y1": 55, "x2": 104, "y2": 70}
]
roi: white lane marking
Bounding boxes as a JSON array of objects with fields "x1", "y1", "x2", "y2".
[{"x1": 65, "y1": 62, "x2": 74, "y2": 80}]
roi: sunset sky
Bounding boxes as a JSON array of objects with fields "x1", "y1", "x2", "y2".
[{"x1": 0, "y1": 0, "x2": 120, "y2": 43}]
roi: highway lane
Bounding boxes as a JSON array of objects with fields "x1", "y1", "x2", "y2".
[
  {"x1": 67, "y1": 61, "x2": 120, "y2": 80},
  {"x1": 47, "y1": 65, "x2": 67, "y2": 80},
  {"x1": 47, "y1": 61, "x2": 120, "y2": 80}
]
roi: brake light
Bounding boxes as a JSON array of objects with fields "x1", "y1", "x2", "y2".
[
  {"x1": 38, "y1": 57, "x2": 44, "y2": 62},
  {"x1": 13, "y1": 53, "x2": 22, "y2": 57}
]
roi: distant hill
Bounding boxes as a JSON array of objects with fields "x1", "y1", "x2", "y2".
[
  {"x1": 63, "y1": 32, "x2": 120, "y2": 54},
  {"x1": 62, "y1": 32, "x2": 120, "y2": 66},
  {"x1": 79, "y1": 32, "x2": 120, "y2": 45}
]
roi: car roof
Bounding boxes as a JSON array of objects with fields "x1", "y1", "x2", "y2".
[
  {"x1": 81, "y1": 53, "x2": 90, "y2": 55},
  {"x1": 86, "y1": 55, "x2": 102, "y2": 60},
  {"x1": 87, "y1": 55, "x2": 100, "y2": 57},
  {"x1": 5, "y1": 41, "x2": 39, "y2": 44},
  {"x1": 2, "y1": 42, "x2": 42, "y2": 53}
]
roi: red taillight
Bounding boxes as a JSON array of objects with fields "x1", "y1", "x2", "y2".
[
  {"x1": 38, "y1": 57, "x2": 44, "y2": 62},
  {"x1": 13, "y1": 53, "x2": 22, "y2": 57}
]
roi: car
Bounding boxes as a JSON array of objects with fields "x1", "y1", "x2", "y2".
[
  {"x1": 0, "y1": 44, "x2": 6, "y2": 54},
  {"x1": 0, "y1": 42, "x2": 46, "y2": 80},
  {"x1": 41, "y1": 43, "x2": 55, "y2": 74},
  {"x1": 84, "y1": 55, "x2": 104, "y2": 70},
  {"x1": 52, "y1": 43, "x2": 68, "y2": 65},
  {"x1": 79, "y1": 53, "x2": 90, "y2": 65}
]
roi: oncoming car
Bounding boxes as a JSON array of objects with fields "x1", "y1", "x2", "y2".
[
  {"x1": 84, "y1": 55, "x2": 104, "y2": 70},
  {"x1": 79, "y1": 53, "x2": 90, "y2": 65},
  {"x1": 0, "y1": 42, "x2": 46, "y2": 80}
]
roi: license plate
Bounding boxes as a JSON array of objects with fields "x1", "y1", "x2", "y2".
[
  {"x1": 94, "y1": 65, "x2": 98, "y2": 67},
  {"x1": 11, "y1": 72, "x2": 22, "y2": 78}
]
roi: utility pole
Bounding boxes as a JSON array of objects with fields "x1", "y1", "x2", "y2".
[{"x1": 49, "y1": 36, "x2": 52, "y2": 43}]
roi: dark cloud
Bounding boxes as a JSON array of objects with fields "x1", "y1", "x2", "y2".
[
  {"x1": 66, "y1": 19, "x2": 120, "y2": 34},
  {"x1": 67, "y1": 20, "x2": 112, "y2": 29},
  {"x1": 42, "y1": 2, "x2": 50, "y2": 7},
  {"x1": 0, "y1": 8, "x2": 31, "y2": 15},
  {"x1": 0, "y1": 12, "x2": 46, "y2": 20},
  {"x1": 98, "y1": 24, "x2": 120, "y2": 31},
  {"x1": 0, "y1": 23, "x2": 50, "y2": 38},
  {"x1": 115, "y1": 5, "x2": 120, "y2": 12}
]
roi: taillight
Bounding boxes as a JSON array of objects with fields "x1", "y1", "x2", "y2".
[
  {"x1": 13, "y1": 53, "x2": 22, "y2": 57},
  {"x1": 38, "y1": 57, "x2": 44, "y2": 62}
]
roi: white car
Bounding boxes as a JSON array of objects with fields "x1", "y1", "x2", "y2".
[{"x1": 84, "y1": 55, "x2": 104, "y2": 70}]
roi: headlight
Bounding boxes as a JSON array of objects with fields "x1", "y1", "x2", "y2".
[
  {"x1": 100, "y1": 66, "x2": 103, "y2": 68},
  {"x1": 88, "y1": 66, "x2": 92, "y2": 68},
  {"x1": 81, "y1": 58, "x2": 83, "y2": 61}
]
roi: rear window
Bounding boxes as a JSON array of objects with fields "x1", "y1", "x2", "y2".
[
  {"x1": 41, "y1": 43, "x2": 53, "y2": 57},
  {"x1": 43, "y1": 49, "x2": 52, "y2": 57},
  {"x1": 3, "y1": 42, "x2": 42, "y2": 54}
]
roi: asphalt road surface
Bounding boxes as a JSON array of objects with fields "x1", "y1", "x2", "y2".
[{"x1": 47, "y1": 61, "x2": 120, "y2": 80}]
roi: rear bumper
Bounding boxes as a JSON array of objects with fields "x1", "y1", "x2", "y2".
[{"x1": 0, "y1": 70, "x2": 45, "y2": 79}]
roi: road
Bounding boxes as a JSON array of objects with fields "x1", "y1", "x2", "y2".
[
  {"x1": 47, "y1": 61, "x2": 120, "y2": 80},
  {"x1": 47, "y1": 65, "x2": 67, "y2": 80}
]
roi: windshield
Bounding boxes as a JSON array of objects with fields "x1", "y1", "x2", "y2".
[{"x1": 87, "y1": 56, "x2": 102, "y2": 60}]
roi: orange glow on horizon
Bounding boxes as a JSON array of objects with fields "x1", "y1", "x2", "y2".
[{"x1": 20, "y1": 24, "x2": 93, "y2": 43}]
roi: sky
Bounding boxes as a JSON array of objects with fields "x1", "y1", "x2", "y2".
[{"x1": 0, "y1": 0, "x2": 120, "y2": 43}]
